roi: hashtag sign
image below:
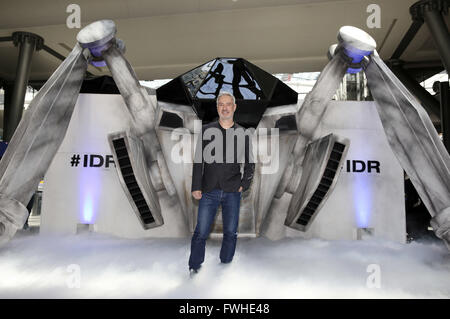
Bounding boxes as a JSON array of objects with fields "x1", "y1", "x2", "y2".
[{"x1": 70, "y1": 154, "x2": 81, "y2": 167}]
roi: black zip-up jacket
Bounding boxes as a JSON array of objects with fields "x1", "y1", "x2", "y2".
[{"x1": 191, "y1": 121, "x2": 255, "y2": 193}]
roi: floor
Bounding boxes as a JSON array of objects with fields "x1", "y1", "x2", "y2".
[{"x1": 1, "y1": 228, "x2": 449, "y2": 298}]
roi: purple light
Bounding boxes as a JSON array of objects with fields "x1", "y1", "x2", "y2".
[
  {"x1": 353, "y1": 174, "x2": 372, "y2": 228},
  {"x1": 82, "y1": 193, "x2": 94, "y2": 223},
  {"x1": 88, "y1": 42, "x2": 110, "y2": 57},
  {"x1": 86, "y1": 42, "x2": 111, "y2": 67},
  {"x1": 343, "y1": 44, "x2": 372, "y2": 74},
  {"x1": 78, "y1": 165, "x2": 100, "y2": 224},
  {"x1": 91, "y1": 60, "x2": 107, "y2": 67}
]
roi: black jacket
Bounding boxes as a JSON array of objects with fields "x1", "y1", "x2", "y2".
[{"x1": 191, "y1": 121, "x2": 255, "y2": 193}]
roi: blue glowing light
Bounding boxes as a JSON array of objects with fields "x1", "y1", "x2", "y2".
[
  {"x1": 346, "y1": 67, "x2": 362, "y2": 74},
  {"x1": 343, "y1": 44, "x2": 373, "y2": 74},
  {"x1": 353, "y1": 174, "x2": 372, "y2": 228},
  {"x1": 81, "y1": 193, "x2": 94, "y2": 223},
  {"x1": 79, "y1": 163, "x2": 100, "y2": 224}
]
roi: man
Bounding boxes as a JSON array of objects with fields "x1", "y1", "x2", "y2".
[{"x1": 189, "y1": 91, "x2": 255, "y2": 274}]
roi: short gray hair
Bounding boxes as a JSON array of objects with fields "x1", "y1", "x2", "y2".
[{"x1": 217, "y1": 91, "x2": 236, "y2": 105}]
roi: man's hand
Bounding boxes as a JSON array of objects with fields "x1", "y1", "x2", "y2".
[
  {"x1": 192, "y1": 190, "x2": 202, "y2": 200},
  {"x1": 238, "y1": 186, "x2": 243, "y2": 192}
]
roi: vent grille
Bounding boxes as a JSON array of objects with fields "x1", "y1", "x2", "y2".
[
  {"x1": 296, "y1": 141, "x2": 345, "y2": 226},
  {"x1": 112, "y1": 138, "x2": 155, "y2": 225}
]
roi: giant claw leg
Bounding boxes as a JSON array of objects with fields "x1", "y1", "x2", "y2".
[
  {"x1": 365, "y1": 54, "x2": 450, "y2": 249},
  {"x1": 278, "y1": 46, "x2": 349, "y2": 199},
  {"x1": 281, "y1": 51, "x2": 351, "y2": 231},
  {"x1": 0, "y1": 44, "x2": 88, "y2": 245},
  {"x1": 295, "y1": 49, "x2": 349, "y2": 141},
  {"x1": 281, "y1": 27, "x2": 375, "y2": 231},
  {"x1": 77, "y1": 20, "x2": 177, "y2": 229}
]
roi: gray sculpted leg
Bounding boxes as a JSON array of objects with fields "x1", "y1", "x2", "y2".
[
  {"x1": 76, "y1": 20, "x2": 178, "y2": 228},
  {"x1": 365, "y1": 54, "x2": 450, "y2": 248},
  {"x1": 278, "y1": 46, "x2": 352, "y2": 232},
  {"x1": 0, "y1": 44, "x2": 88, "y2": 245},
  {"x1": 287, "y1": 52, "x2": 349, "y2": 194}
]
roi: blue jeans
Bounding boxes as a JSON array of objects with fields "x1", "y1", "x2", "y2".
[{"x1": 188, "y1": 189, "x2": 242, "y2": 270}]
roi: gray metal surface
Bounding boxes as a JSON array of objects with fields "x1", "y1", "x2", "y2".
[
  {"x1": 103, "y1": 44, "x2": 178, "y2": 197},
  {"x1": 365, "y1": 53, "x2": 450, "y2": 248},
  {"x1": 74, "y1": 20, "x2": 184, "y2": 232},
  {"x1": 0, "y1": 43, "x2": 88, "y2": 244},
  {"x1": 263, "y1": 51, "x2": 350, "y2": 236},
  {"x1": 285, "y1": 134, "x2": 349, "y2": 231}
]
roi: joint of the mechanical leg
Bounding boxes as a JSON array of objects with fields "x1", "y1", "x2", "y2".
[
  {"x1": 0, "y1": 215, "x2": 18, "y2": 246},
  {"x1": 156, "y1": 152, "x2": 177, "y2": 197},
  {"x1": 0, "y1": 194, "x2": 29, "y2": 228},
  {"x1": 430, "y1": 207, "x2": 450, "y2": 239},
  {"x1": 274, "y1": 157, "x2": 294, "y2": 198},
  {"x1": 86, "y1": 38, "x2": 126, "y2": 67},
  {"x1": 335, "y1": 26, "x2": 376, "y2": 74},
  {"x1": 149, "y1": 160, "x2": 165, "y2": 193},
  {"x1": 328, "y1": 43, "x2": 370, "y2": 73},
  {"x1": 0, "y1": 194, "x2": 29, "y2": 245},
  {"x1": 360, "y1": 50, "x2": 381, "y2": 70},
  {"x1": 76, "y1": 20, "x2": 126, "y2": 67},
  {"x1": 360, "y1": 55, "x2": 372, "y2": 70}
]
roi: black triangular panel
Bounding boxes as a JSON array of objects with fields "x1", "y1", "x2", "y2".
[
  {"x1": 243, "y1": 60, "x2": 278, "y2": 101},
  {"x1": 156, "y1": 77, "x2": 191, "y2": 105},
  {"x1": 80, "y1": 76, "x2": 120, "y2": 94},
  {"x1": 271, "y1": 80, "x2": 299, "y2": 107}
]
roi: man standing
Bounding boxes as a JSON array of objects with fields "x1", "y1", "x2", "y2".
[{"x1": 189, "y1": 91, "x2": 255, "y2": 274}]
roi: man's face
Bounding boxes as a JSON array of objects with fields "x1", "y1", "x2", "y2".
[{"x1": 217, "y1": 95, "x2": 237, "y2": 121}]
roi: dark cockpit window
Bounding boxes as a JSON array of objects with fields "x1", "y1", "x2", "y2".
[{"x1": 157, "y1": 57, "x2": 298, "y2": 128}]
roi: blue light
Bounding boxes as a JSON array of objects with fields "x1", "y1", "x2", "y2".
[
  {"x1": 343, "y1": 43, "x2": 372, "y2": 74},
  {"x1": 82, "y1": 193, "x2": 94, "y2": 223},
  {"x1": 79, "y1": 164, "x2": 100, "y2": 224},
  {"x1": 353, "y1": 174, "x2": 372, "y2": 228},
  {"x1": 346, "y1": 67, "x2": 363, "y2": 74}
]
